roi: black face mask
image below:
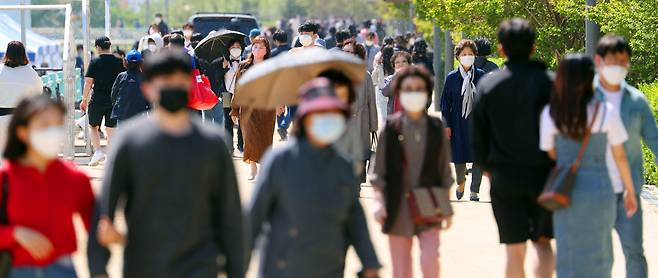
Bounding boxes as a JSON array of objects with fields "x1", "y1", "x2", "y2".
[{"x1": 159, "y1": 87, "x2": 189, "y2": 113}]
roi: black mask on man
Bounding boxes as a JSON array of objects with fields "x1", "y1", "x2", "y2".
[{"x1": 159, "y1": 87, "x2": 188, "y2": 112}]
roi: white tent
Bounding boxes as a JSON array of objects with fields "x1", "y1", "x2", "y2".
[{"x1": 0, "y1": 13, "x2": 61, "y2": 68}]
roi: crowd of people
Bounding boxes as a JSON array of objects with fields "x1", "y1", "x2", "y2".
[{"x1": 0, "y1": 12, "x2": 656, "y2": 278}]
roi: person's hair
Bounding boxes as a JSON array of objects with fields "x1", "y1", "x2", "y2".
[
  {"x1": 394, "y1": 35, "x2": 407, "y2": 46},
  {"x1": 273, "y1": 30, "x2": 288, "y2": 43},
  {"x1": 473, "y1": 37, "x2": 492, "y2": 56},
  {"x1": 392, "y1": 66, "x2": 434, "y2": 100},
  {"x1": 391, "y1": 51, "x2": 412, "y2": 67},
  {"x1": 382, "y1": 46, "x2": 395, "y2": 76},
  {"x1": 497, "y1": 18, "x2": 536, "y2": 60},
  {"x1": 3, "y1": 95, "x2": 66, "y2": 161},
  {"x1": 155, "y1": 13, "x2": 163, "y2": 18},
  {"x1": 227, "y1": 38, "x2": 245, "y2": 50},
  {"x1": 241, "y1": 36, "x2": 271, "y2": 70},
  {"x1": 76, "y1": 44, "x2": 84, "y2": 51},
  {"x1": 182, "y1": 23, "x2": 194, "y2": 30},
  {"x1": 383, "y1": 36, "x2": 395, "y2": 46},
  {"x1": 95, "y1": 37, "x2": 112, "y2": 50},
  {"x1": 412, "y1": 39, "x2": 428, "y2": 59},
  {"x1": 335, "y1": 30, "x2": 351, "y2": 44},
  {"x1": 2, "y1": 41, "x2": 29, "y2": 68},
  {"x1": 169, "y1": 34, "x2": 185, "y2": 47},
  {"x1": 298, "y1": 22, "x2": 319, "y2": 34},
  {"x1": 124, "y1": 60, "x2": 142, "y2": 71},
  {"x1": 596, "y1": 34, "x2": 632, "y2": 58},
  {"x1": 318, "y1": 70, "x2": 356, "y2": 104},
  {"x1": 550, "y1": 54, "x2": 596, "y2": 140},
  {"x1": 192, "y1": 33, "x2": 204, "y2": 42},
  {"x1": 162, "y1": 34, "x2": 172, "y2": 46},
  {"x1": 366, "y1": 32, "x2": 376, "y2": 40},
  {"x1": 329, "y1": 26, "x2": 337, "y2": 35},
  {"x1": 142, "y1": 50, "x2": 192, "y2": 81},
  {"x1": 148, "y1": 24, "x2": 160, "y2": 34},
  {"x1": 343, "y1": 39, "x2": 366, "y2": 60},
  {"x1": 454, "y1": 39, "x2": 478, "y2": 58}
]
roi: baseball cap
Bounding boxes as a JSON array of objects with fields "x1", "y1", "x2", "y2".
[
  {"x1": 249, "y1": 28, "x2": 261, "y2": 38},
  {"x1": 126, "y1": 50, "x2": 142, "y2": 62}
]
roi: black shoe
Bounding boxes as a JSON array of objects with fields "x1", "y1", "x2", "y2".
[
  {"x1": 456, "y1": 190, "x2": 464, "y2": 200},
  {"x1": 470, "y1": 193, "x2": 480, "y2": 202}
]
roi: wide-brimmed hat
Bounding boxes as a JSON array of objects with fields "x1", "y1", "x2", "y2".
[{"x1": 295, "y1": 78, "x2": 349, "y2": 120}]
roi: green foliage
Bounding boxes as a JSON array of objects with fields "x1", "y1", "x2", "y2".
[{"x1": 639, "y1": 82, "x2": 658, "y2": 186}]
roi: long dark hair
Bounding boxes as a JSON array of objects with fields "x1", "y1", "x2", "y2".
[
  {"x1": 3, "y1": 96, "x2": 66, "y2": 161},
  {"x1": 550, "y1": 54, "x2": 596, "y2": 140},
  {"x1": 238, "y1": 36, "x2": 271, "y2": 77},
  {"x1": 381, "y1": 46, "x2": 395, "y2": 76},
  {"x1": 2, "y1": 41, "x2": 29, "y2": 68}
]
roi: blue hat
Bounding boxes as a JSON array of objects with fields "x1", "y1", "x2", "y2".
[
  {"x1": 126, "y1": 50, "x2": 142, "y2": 62},
  {"x1": 249, "y1": 28, "x2": 261, "y2": 38}
]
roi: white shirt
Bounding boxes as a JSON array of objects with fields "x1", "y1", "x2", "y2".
[
  {"x1": 540, "y1": 101, "x2": 629, "y2": 193},
  {"x1": 224, "y1": 60, "x2": 240, "y2": 94},
  {"x1": 0, "y1": 65, "x2": 43, "y2": 108},
  {"x1": 601, "y1": 87, "x2": 624, "y2": 192}
]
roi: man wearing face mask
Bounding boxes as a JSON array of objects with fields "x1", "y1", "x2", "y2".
[
  {"x1": 154, "y1": 13, "x2": 169, "y2": 35},
  {"x1": 289, "y1": 22, "x2": 321, "y2": 54},
  {"x1": 594, "y1": 35, "x2": 658, "y2": 278},
  {"x1": 88, "y1": 50, "x2": 245, "y2": 278}
]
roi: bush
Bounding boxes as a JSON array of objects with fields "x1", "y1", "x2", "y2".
[{"x1": 639, "y1": 82, "x2": 658, "y2": 186}]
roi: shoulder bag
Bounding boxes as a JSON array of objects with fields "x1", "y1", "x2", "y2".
[{"x1": 537, "y1": 101, "x2": 601, "y2": 211}]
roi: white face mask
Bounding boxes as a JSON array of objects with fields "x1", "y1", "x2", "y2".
[
  {"x1": 30, "y1": 126, "x2": 65, "y2": 159},
  {"x1": 460, "y1": 55, "x2": 475, "y2": 68},
  {"x1": 154, "y1": 17, "x2": 162, "y2": 24},
  {"x1": 183, "y1": 30, "x2": 193, "y2": 38},
  {"x1": 229, "y1": 48, "x2": 242, "y2": 59},
  {"x1": 299, "y1": 35, "x2": 314, "y2": 47},
  {"x1": 601, "y1": 65, "x2": 628, "y2": 86},
  {"x1": 400, "y1": 92, "x2": 428, "y2": 112},
  {"x1": 148, "y1": 44, "x2": 157, "y2": 52},
  {"x1": 309, "y1": 113, "x2": 346, "y2": 145}
]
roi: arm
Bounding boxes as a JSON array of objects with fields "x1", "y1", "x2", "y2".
[
  {"x1": 214, "y1": 144, "x2": 245, "y2": 278},
  {"x1": 100, "y1": 135, "x2": 132, "y2": 221},
  {"x1": 611, "y1": 144, "x2": 637, "y2": 218},
  {"x1": 87, "y1": 202, "x2": 111, "y2": 277},
  {"x1": 83, "y1": 78, "x2": 94, "y2": 100},
  {"x1": 472, "y1": 90, "x2": 491, "y2": 171},
  {"x1": 0, "y1": 172, "x2": 15, "y2": 249},
  {"x1": 110, "y1": 74, "x2": 123, "y2": 106},
  {"x1": 439, "y1": 77, "x2": 452, "y2": 129},
  {"x1": 246, "y1": 151, "x2": 278, "y2": 267},
  {"x1": 346, "y1": 194, "x2": 381, "y2": 271},
  {"x1": 366, "y1": 76, "x2": 378, "y2": 132},
  {"x1": 641, "y1": 100, "x2": 658, "y2": 163}
]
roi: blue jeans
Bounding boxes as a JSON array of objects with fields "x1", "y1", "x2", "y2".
[
  {"x1": 206, "y1": 101, "x2": 224, "y2": 127},
  {"x1": 615, "y1": 193, "x2": 648, "y2": 278},
  {"x1": 10, "y1": 256, "x2": 76, "y2": 278},
  {"x1": 276, "y1": 105, "x2": 297, "y2": 130}
]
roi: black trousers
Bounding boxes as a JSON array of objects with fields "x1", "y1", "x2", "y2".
[{"x1": 223, "y1": 108, "x2": 243, "y2": 152}]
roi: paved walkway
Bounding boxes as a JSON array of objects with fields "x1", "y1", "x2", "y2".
[{"x1": 71, "y1": 134, "x2": 658, "y2": 278}]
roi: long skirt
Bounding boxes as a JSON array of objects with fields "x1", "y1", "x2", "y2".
[{"x1": 240, "y1": 109, "x2": 275, "y2": 163}]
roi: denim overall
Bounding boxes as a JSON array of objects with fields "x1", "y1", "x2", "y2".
[{"x1": 553, "y1": 125, "x2": 616, "y2": 277}]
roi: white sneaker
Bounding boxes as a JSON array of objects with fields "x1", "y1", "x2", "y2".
[{"x1": 88, "y1": 150, "x2": 106, "y2": 166}]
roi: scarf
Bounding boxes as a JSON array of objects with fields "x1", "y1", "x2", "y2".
[{"x1": 459, "y1": 65, "x2": 477, "y2": 118}]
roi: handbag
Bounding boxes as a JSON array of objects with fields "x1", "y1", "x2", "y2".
[
  {"x1": 188, "y1": 57, "x2": 219, "y2": 111},
  {"x1": 393, "y1": 117, "x2": 453, "y2": 225},
  {"x1": 0, "y1": 172, "x2": 13, "y2": 277},
  {"x1": 221, "y1": 69, "x2": 237, "y2": 109},
  {"x1": 407, "y1": 187, "x2": 453, "y2": 225},
  {"x1": 537, "y1": 102, "x2": 601, "y2": 211}
]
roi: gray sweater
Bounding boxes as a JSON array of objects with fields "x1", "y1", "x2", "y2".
[{"x1": 88, "y1": 115, "x2": 245, "y2": 278}]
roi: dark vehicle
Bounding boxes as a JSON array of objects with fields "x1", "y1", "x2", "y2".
[{"x1": 188, "y1": 13, "x2": 259, "y2": 42}]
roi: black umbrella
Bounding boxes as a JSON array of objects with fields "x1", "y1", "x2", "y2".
[{"x1": 194, "y1": 30, "x2": 246, "y2": 62}]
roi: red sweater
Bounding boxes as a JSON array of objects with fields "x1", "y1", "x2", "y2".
[{"x1": 0, "y1": 160, "x2": 94, "y2": 267}]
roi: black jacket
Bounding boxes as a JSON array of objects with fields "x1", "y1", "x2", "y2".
[
  {"x1": 270, "y1": 44, "x2": 291, "y2": 57},
  {"x1": 472, "y1": 59, "x2": 554, "y2": 172},
  {"x1": 110, "y1": 70, "x2": 149, "y2": 121},
  {"x1": 474, "y1": 56, "x2": 499, "y2": 73}
]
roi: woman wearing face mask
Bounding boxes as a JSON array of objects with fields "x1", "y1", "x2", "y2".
[
  {"x1": 215, "y1": 40, "x2": 245, "y2": 155},
  {"x1": 440, "y1": 39, "x2": 486, "y2": 202},
  {"x1": 182, "y1": 23, "x2": 194, "y2": 48},
  {"x1": 381, "y1": 51, "x2": 412, "y2": 114},
  {"x1": 369, "y1": 66, "x2": 454, "y2": 278},
  {"x1": 248, "y1": 78, "x2": 381, "y2": 278},
  {"x1": 0, "y1": 95, "x2": 94, "y2": 277},
  {"x1": 230, "y1": 36, "x2": 275, "y2": 180}
]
